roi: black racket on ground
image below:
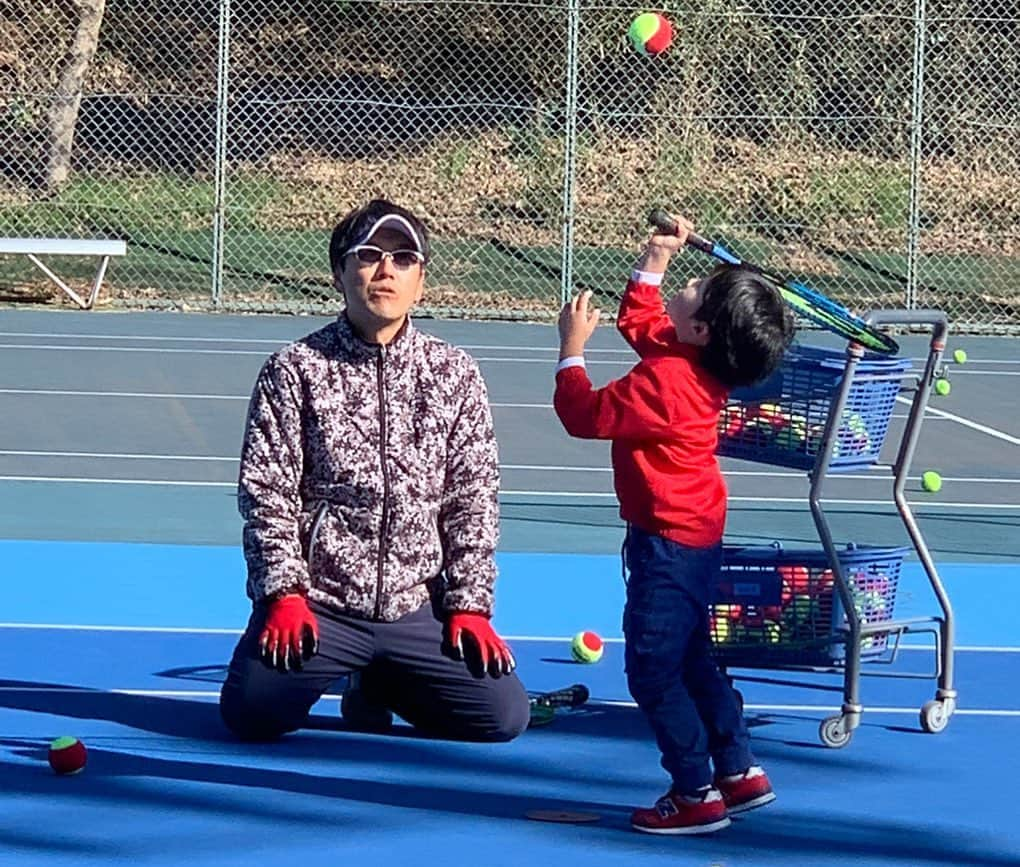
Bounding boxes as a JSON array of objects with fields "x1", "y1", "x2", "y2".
[
  {"x1": 529, "y1": 683, "x2": 591, "y2": 709},
  {"x1": 647, "y1": 209, "x2": 899, "y2": 355}
]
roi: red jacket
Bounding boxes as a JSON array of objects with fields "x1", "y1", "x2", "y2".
[{"x1": 554, "y1": 274, "x2": 729, "y2": 547}]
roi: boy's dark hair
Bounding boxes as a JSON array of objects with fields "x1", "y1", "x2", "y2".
[
  {"x1": 328, "y1": 198, "x2": 431, "y2": 274},
  {"x1": 694, "y1": 265, "x2": 795, "y2": 389}
]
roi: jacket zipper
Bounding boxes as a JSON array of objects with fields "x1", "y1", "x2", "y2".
[{"x1": 374, "y1": 344, "x2": 390, "y2": 619}]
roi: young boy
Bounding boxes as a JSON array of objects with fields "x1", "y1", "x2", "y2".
[{"x1": 553, "y1": 214, "x2": 795, "y2": 835}]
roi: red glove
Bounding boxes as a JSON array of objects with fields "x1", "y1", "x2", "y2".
[
  {"x1": 447, "y1": 612, "x2": 516, "y2": 675},
  {"x1": 259, "y1": 594, "x2": 319, "y2": 671}
]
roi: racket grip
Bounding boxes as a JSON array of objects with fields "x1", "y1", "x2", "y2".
[
  {"x1": 646, "y1": 208, "x2": 714, "y2": 255},
  {"x1": 532, "y1": 683, "x2": 590, "y2": 708}
]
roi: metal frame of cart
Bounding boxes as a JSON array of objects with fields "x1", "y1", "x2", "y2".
[{"x1": 718, "y1": 310, "x2": 956, "y2": 748}]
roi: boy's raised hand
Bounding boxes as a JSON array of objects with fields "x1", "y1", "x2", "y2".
[
  {"x1": 639, "y1": 212, "x2": 693, "y2": 272},
  {"x1": 558, "y1": 290, "x2": 600, "y2": 359}
]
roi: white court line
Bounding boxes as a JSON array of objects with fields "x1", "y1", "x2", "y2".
[
  {"x1": 0, "y1": 624, "x2": 1016, "y2": 659},
  {"x1": 0, "y1": 450, "x2": 240, "y2": 462},
  {"x1": 0, "y1": 387, "x2": 953, "y2": 423},
  {"x1": 1, "y1": 475, "x2": 1018, "y2": 508},
  {"x1": 0, "y1": 331, "x2": 631, "y2": 355},
  {"x1": 3, "y1": 331, "x2": 1020, "y2": 364},
  {"x1": 1, "y1": 622, "x2": 1018, "y2": 655},
  {"x1": 897, "y1": 395, "x2": 1020, "y2": 446},
  {"x1": 0, "y1": 331, "x2": 286, "y2": 345},
  {"x1": 1, "y1": 620, "x2": 1017, "y2": 672},
  {"x1": 0, "y1": 343, "x2": 271, "y2": 356},
  {"x1": 0, "y1": 681, "x2": 1011, "y2": 718},
  {"x1": 10, "y1": 452, "x2": 1016, "y2": 485},
  {"x1": 0, "y1": 688, "x2": 1016, "y2": 718},
  {"x1": 0, "y1": 388, "x2": 248, "y2": 400},
  {"x1": 591, "y1": 698, "x2": 1020, "y2": 717},
  {"x1": 0, "y1": 343, "x2": 627, "y2": 364}
]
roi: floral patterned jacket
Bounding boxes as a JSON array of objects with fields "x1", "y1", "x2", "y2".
[{"x1": 238, "y1": 315, "x2": 500, "y2": 621}]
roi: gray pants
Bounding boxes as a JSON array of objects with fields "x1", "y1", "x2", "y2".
[{"x1": 219, "y1": 600, "x2": 530, "y2": 742}]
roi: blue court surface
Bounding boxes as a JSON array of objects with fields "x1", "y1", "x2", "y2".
[{"x1": 2, "y1": 309, "x2": 1019, "y2": 866}]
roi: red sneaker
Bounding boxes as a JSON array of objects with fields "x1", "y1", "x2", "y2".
[
  {"x1": 631, "y1": 788, "x2": 731, "y2": 835},
  {"x1": 714, "y1": 766, "x2": 776, "y2": 814}
]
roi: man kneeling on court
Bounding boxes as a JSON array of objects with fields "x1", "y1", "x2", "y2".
[{"x1": 219, "y1": 199, "x2": 530, "y2": 742}]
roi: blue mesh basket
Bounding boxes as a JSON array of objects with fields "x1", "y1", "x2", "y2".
[
  {"x1": 709, "y1": 542, "x2": 908, "y2": 667},
  {"x1": 718, "y1": 344, "x2": 912, "y2": 471}
]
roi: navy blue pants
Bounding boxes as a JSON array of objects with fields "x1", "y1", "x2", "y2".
[
  {"x1": 220, "y1": 600, "x2": 530, "y2": 743},
  {"x1": 623, "y1": 526, "x2": 754, "y2": 793}
]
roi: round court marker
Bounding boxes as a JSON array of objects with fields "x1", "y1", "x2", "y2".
[{"x1": 525, "y1": 809, "x2": 601, "y2": 824}]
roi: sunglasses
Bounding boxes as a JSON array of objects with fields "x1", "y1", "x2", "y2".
[{"x1": 348, "y1": 244, "x2": 424, "y2": 270}]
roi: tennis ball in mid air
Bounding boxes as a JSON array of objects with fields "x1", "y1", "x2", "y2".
[
  {"x1": 628, "y1": 12, "x2": 674, "y2": 56},
  {"x1": 934, "y1": 378, "x2": 951, "y2": 396},
  {"x1": 48, "y1": 736, "x2": 87, "y2": 775},
  {"x1": 952, "y1": 349, "x2": 967, "y2": 364},
  {"x1": 921, "y1": 470, "x2": 942, "y2": 493},
  {"x1": 571, "y1": 630, "x2": 604, "y2": 663}
]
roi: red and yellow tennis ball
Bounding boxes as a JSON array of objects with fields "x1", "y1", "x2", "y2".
[
  {"x1": 628, "y1": 12, "x2": 674, "y2": 56},
  {"x1": 571, "y1": 630, "x2": 604, "y2": 663},
  {"x1": 48, "y1": 736, "x2": 87, "y2": 775}
]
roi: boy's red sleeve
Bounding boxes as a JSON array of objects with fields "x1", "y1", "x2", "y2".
[
  {"x1": 554, "y1": 360, "x2": 682, "y2": 440},
  {"x1": 617, "y1": 275, "x2": 677, "y2": 358}
]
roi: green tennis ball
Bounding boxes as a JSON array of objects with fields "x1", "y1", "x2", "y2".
[
  {"x1": 952, "y1": 349, "x2": 967, "y2": 364},
  {"x1": 921, "y1": 470, "x2": 942, "y2": 493},
  {"x1": 934, "y1": 378, "x2": 951, "y2": 396},
  {"x1": 628, "y1": 12, "x2": 674, "y2": 56},
  {"x1": 571, "y1": 630, "x2": 604, "y2": 663}
]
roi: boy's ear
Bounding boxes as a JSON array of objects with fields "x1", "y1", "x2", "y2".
[{"x1": 691, "y1": 319, "x2": 711, "y2": 346}]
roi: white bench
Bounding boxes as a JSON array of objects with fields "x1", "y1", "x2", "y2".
[{"x1": 0, "y1": 237, "x2": 127, "y2": 309}]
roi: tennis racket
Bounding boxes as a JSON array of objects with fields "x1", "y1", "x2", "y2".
[
  {"x1": 529, "y1": 683, "x2": 590, "y2": 709},
  {"x1": 647, "y1": 209, "x2": 899, "y2": 355}
]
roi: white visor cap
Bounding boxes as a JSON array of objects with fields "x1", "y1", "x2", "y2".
[{"x1": 351, "y1": 214, "x2": 425, "y2": 256}]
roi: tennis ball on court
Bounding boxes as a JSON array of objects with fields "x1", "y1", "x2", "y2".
[
  {"x1": 934, "y1": 378, "x2": 951, "y2": 396},
  {"x1": 571, "y1": 630, "x2": 604, "y2": 663},
  {"x1": 628, "y1": 12, "x2": 674, "y2": 56},
  {"x1": 952, "y1": 349, "x2": 967, "y2": 364},
  {"x1": 48, "y1": 736, "x2": 87, "y2": 775},
  {"x1": 921, "y1": 470, "x2": 942, "y2": 493}
]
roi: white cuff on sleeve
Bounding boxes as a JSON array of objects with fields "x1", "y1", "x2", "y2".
[
  {"x1": 631, "y1": 269, "x2": 665, "y2": 286},
  {"x1": 555, "y1": 356, "x2": 586, "y2": 373}
]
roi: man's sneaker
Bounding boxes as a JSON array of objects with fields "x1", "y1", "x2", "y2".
[
  {"x1": 714, "y1": 766, "x2": 776, "y2": 814},
  {"x1": 340, "y1": 672, "x2": 394, "y2": 733},
  {"x1": 631, "y1": 787, "x2": 731, "y2": 835}
]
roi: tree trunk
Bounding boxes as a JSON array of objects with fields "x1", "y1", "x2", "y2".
[{"x1": 45, "y1": 0, "x2": 107, "y2": 193}]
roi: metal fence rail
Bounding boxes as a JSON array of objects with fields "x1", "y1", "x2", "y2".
[{"x1": 1, "y1": 0, "x2": 1016, "y2": 330}]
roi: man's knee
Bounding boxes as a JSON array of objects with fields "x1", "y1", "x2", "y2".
[
  {"x1": 219, "y1": 678, "x2": 303, "y2": 742},
  {"x1": 473, "y1": 679, "x2": 530, "y2": 743}
]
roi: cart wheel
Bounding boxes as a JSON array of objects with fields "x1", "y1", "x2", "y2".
[
  {"x1": 819, "y1": 715, "x2": 853, "y2": 749},
  {"x1": 920, "y1": 699, "x2": 952, "y2": 734}
]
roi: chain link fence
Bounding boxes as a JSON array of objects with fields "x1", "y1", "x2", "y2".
[{"x1": 1, "y1": 0, "x2": 1017, "y2": 330}]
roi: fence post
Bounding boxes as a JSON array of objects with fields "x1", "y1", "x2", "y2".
[
  {"x1": 211, "y1": 0, "x2": 232, "y2": 308},
  {"x1": 906, "y1": 0, "x2": 927, "y2": 311},
  {"x1": 559, "y1": 0, "x2": 581, "y2": 306}
]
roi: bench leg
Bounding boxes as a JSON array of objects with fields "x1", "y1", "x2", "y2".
[{"x1": 26, "y1": 253, "x2": 111, "y2": 310}]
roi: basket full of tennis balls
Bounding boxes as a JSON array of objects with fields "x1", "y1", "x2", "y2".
[{"x1": 709, "y1": 544, "x2": 907, "y2": 665}]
